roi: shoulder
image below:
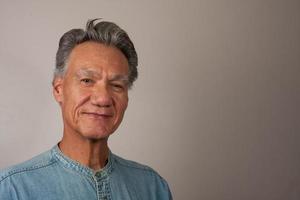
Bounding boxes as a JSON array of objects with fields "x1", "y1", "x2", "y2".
[
  {"x1": 0, "y1": 148, "x2": 56, "y2": 183},
  {"x1": 111, "y1": 153, "x2": 169, "y2": 185},
  {"x1": 111, "y1": 153, "x2": 173, "y2": 199},
  {"x1": 112, "y1": 153, "x2": 158, "y2": 174}
]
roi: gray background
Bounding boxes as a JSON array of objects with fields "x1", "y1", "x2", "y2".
[{"x1": 0, "y1": 0, "x2": 299, "y2": 199}]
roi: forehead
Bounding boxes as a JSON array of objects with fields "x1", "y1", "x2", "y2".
[{"x1": 66, "y1": 42, "x2": 129, "y2": 75}]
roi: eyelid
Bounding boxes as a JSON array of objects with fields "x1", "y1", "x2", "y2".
[
  {"x1": 111, "y1": 83, "x2": 123, "y2": 88},
  {"x1": 81, "y1": 78, "x2": 92, "y2": 81},
  {"x1": 111, "y1": 81, "x2": 127, "y2": 87}
]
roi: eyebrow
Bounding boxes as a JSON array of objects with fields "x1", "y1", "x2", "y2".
[{"x1": 75, "y1": 69, "x2": 101, "y2": 79}]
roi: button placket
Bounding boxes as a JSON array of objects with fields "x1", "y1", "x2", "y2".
[{"x1": 94, "y1": 172, "x2": 111, "y2": 200}]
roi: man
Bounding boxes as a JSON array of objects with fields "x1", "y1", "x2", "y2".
[{"x1": 0, "y1": 19, "x2": 172, "y2": 200}]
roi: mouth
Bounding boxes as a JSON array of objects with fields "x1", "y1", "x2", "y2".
[{"x1": 81, "y1": 112, "x2": 113, "y2": 119}]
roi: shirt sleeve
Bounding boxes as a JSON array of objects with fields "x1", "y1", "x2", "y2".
[{"x1": 153, "y1": 172, "x2": 173, "y2": 200}]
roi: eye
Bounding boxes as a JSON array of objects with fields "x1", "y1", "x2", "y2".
[
  {"x1": 113, "y1": 84, "x2": 123, "y2": 89},
  {"x1": 80, "y1": 78, "x2": 94, "y2": 85},
  {"x1": 111, "y1": 83, "x2": 126, "y2": 91},
  {"x1": 113, "y1": 84, "x2": 122, "y2": 88}
]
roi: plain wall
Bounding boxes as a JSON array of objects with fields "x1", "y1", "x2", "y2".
[{"x1": 0, "y1": 0, "x2": 299, "y2": 199}]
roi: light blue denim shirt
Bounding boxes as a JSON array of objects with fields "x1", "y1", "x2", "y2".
[{"x1": 0, "y1": 145, "x2": 172, "y2": 200}]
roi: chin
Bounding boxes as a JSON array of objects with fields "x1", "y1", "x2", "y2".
[
  {"x1": 85, "y1": 136, "x2": 109, "y2": 141},
  {"x1": 80, "y1": 129, "x2": 113, "y2": 141}
]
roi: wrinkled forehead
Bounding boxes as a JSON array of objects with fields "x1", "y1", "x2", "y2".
[
  {"x1": 65, "y1": 42, "x2": 130, "y2": 77},
  {"x1": 68, "y1": 42, "x2": 129, "y2": 65}
]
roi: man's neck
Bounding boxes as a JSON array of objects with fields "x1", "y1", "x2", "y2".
[{"x1": 59, "y1": 135, "x2": 109, "y2": 171}]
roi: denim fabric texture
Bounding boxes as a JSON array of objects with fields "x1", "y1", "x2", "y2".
[{"x1": 0, "y1": 145, "x2": 172, "y2": 200}]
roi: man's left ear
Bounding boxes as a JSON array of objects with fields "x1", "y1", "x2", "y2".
[{"x1": 52, "y1": 78, "x2": 64, "y2": 105}]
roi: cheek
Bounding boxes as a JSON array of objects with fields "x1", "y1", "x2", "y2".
[
  {"x1": 63, "y1": 89, "x2": 91, "y2": 112},
  {"x1": 123, "y1": 99, "x2": 128, "y2": 111},
  {"x1": 117, "y1": 96, "x2": 128, "y2": 114}
]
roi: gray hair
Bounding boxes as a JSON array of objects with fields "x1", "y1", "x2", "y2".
[{"x1": 54, "y1": 19, "x2": 138, "y2": 87}]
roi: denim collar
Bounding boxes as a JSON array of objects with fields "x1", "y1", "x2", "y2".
[{"x1": 51, "y1": 144, "x2": 113, "y2": 179}]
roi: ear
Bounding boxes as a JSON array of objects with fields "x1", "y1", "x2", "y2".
[{"x1": 52, "y1": 77, "x2": 64, "y2": 105}]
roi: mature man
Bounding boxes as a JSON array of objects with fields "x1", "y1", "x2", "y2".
[{"x1": 0, "y1": 19, "x2": 172, "y2": 200}]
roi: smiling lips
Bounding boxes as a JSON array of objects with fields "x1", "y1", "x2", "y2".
[{"x1": 81, "y1": 111, "x2": 113, "y2": 119}]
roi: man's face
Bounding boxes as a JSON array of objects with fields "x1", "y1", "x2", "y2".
[{"x1": 53, "y1": 42, "x2": 129, "y2": 140}]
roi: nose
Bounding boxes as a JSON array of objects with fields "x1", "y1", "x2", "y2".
[{"x1": 90, "y1": 85, "x2": 113, "y2": 107}]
